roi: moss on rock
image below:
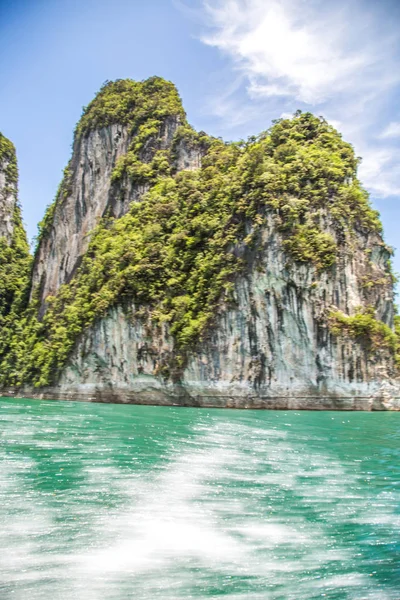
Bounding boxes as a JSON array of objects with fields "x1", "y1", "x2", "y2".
[{"x1": 328, "y1": 306, "x2": 399, "y2": 366}]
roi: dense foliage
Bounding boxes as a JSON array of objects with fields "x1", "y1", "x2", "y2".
[
  {"x1": 396, "y1": 316, "x2": 400, "y2": 362},
  {"x1": 36, "y1": 77, "x2": 187, "y2": 249},
  {"x1": 76, "y1": 77, "x2": 186, "y2": 139},
  {"x1": 0, "y1": 211, "x2": 31, "y2": 356},
  {"x1": 0, "y1": 135, "x2": 31, "y2": 362},
  {"x1": 329, "y1": 307, "x2": 400, "y2": 367},
  {"x1": 0, "y1": 80, "x2": 395, "y2": 387},
  {"x1": 0, "y1": 133, "x2": 18, "y2": 185}
]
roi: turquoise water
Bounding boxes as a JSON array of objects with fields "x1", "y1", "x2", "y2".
[{"x1": 0, "y1": 398, "x2": 399, "y2": 599}]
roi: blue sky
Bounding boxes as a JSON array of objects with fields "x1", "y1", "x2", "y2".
[{"x1": 1, "y1": 0, "x2": 399, "y2": 290}]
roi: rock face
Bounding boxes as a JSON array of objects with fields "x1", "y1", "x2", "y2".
[
  {"x1": 56, "y1": 211, "x2": 399, "y2": 409},
  {"x1": 0, "y1": 133, "x2": 30, "y2": 342},
  {"x1": 1, "y1": 78, "x2": 399, "y2": 408},
  {"x1": 31, "y1": 115, "x2": 201, "y2": 312},
  {"x1": 31, "y1": 124, "x2": 131, "y2": 304},
  {"x1": 0, "y1": 133, "x2": 19, "y2": 243}
]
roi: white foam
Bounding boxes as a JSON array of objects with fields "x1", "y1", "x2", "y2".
[{"x1": 0, "y1": 412, "x2": 399, "y2": 599}]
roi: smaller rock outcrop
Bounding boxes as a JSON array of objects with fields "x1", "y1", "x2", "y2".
[
  {"x1": 0, "y1": 133, "x2": 30, "y2": 358},
  {"x1": 0, "y1": 133, "x2": 20, "y2": 242}
]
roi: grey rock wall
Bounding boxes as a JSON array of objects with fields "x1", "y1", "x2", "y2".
[
  {"x1": 31, "y1": 116, "x2": 203, "y2": 311},
  {"x1": 31, "y1": 124, "x2": 131, "y2": 304},
  {"x1": 0, "y1": 154, "x2": 17, "y2": 242},
  {"x1": 57, "y1": 213, "x2": 400, "y2": 409}
]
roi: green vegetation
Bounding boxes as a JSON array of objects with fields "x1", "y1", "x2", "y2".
[
  {"x1": 76, "y1": 77, "x2": 186, "y2": 143},
  {"x1": 0, "y1": 135, "x2": 31, "y2": 363},
  {"x1": 0, "y1": 207, "x2": 31, "y2": 318},
  {"x1": 329, "y1": 307, "x2": 400, "y2": 366},
  {"x1": 282, "y1": 225, "x2": 336, "y2": 270},
  {"x1": 37, "y1": 78, "x2": 187, "y2": 249},
  {"x1": 0, "y1": 81, "x2": 392, "y2": 387},
  {"x1": 0, "y1": 133, "x2": 18, "y2": 186},
  {"x1": 395, "y1": 315, "x2": 400, "y2": 366}
]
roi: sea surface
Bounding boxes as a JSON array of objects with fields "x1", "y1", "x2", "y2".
[{"x1": 0, "y1": 397, "x2": 399, "y2": 599}]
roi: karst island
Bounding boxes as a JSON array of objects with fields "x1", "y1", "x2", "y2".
[{"x1": 1, "y1": 77, "x2": 399, "y2": 409}]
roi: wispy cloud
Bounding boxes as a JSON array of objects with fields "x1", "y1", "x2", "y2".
[
  {"x1": 380, "y1": 122, "x2": 400, "y2": 139},
  {"x1": 201, "y1": 0, "x2": 385, "y2": 105},
  {"x1": 196, "y1": 0, "x2": 400, "y2": 198},
  {"x1": 359, "y1": 149, "x2": 400, "y2": 197}
]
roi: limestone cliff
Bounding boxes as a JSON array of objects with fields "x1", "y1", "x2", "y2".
[
  {"x1": 0, "y1": 133, "x2": 21, "y2": 242},
  {"x1": 57, "y1": 211, "x2": 398, "y2": 409},
  {"x1": 1, "y1": 78, "x2": 399, "y2": 409},
  {"x1": 31, "y1": 79, "x2": 202, "y2": 313},
  {"x1": 0, "y1": 134, "x2": 30, "y2": 330}
]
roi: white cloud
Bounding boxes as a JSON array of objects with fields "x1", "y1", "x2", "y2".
[
  {"x1": 380, "y1": 122, "x2": 400, "y2": 139},
  {"x1": 197, "y1": 0, "x2": 400, "y2": 198},
  {"x1": 358, "y1": 149, "x2": 400, "y2": 197},
  {"x1": 200, "y1": 0, "x2": 396, "y2": 106}
]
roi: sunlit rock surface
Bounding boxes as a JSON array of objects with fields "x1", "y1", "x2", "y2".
[
  {"x1": 57, "y1": 212, "x2": 399, "y2": 409},
  {"x1": 31, "y1": 115, "x2": 202, "y2": 312},
  {"x1": 0, "y1": 134, "x2": 18, "y2": 242}
]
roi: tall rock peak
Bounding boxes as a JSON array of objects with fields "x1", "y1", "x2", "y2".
[
  {"x1": 0, "y1": 133, "x2": 19, "y2": 242},
  {"x1": 0, "y1": 82, "x2": 399, "y2": 408},
  {"x1": 0, "y1": 132, "x2": 30, "y2": 337},
  {"x1": 31, "y1": 77, "x2": 202, "y2": 310}
]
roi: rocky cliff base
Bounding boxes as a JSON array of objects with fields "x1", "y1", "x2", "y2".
[{"x1": 2, "y1": 386, "x2": 399, "y2": 410}]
